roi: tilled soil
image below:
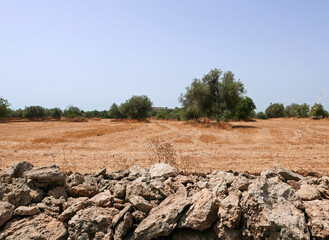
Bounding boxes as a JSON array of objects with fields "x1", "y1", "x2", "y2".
[{"x1": 0, "y1": 118, "x2": 329, "y2": 174}]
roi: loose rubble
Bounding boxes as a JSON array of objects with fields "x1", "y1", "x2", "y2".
[{"x1": 0, "y1": 161, "x2": 328, "y2": 239}]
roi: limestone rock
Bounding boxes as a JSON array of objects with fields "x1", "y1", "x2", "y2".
[
  {"x1": 58, "y1": 200, "x2": 85, "y2": 222},
  {"x1": 37, "y1": 196, "x2": 63, "y2": 218},
  {"x1": 297, "y1": 184, "x2": 321, "y2": 201},
  {"x1": 213, "y1": 220, "x2": 242, "y2": 240},
  {"x1": 112, "y1": 204, "x2": 133, "y2": 227},
  {"x1": 275, "y1": 166, "x2": 303, "y2": 181},
  {"x1": 149, "y1": 163, "x2": 176, "y2": 179},
  {"x1": 129, "y1": 195, "x2": 153, "y2": 213},
  {"x1": 132, "y1": 190, "x2": 190, "y2": 240},
  {"x1": 166, "y1": 228, "x2": 219, "y2": 240},
  {"x1": 132, "y1": 210, "x2": 147, "y2": 223},
  {"x1": 0, "y1": 181, "x2": 32, "y2": 207},
  {"x1": 48, "y1": 186, "x2": 68, "y2": 199},
  {"x1": 5, "y1": 161, "x2": 33, "y2": 178},
  {"x1": 304, "y1": 200, "x2": 329, "y2": 239},
  {"x1": 178, "y1": 188, "x2": 219, "y2": 231},
  {"x1": 114, "y1": 212, "x2": 133, "y2": 240},
  {"x1": 241, "y1": 176, "x2": 310, "y2": 239},
  {"x1": 86, "y1": 190, "x2": 113, "y2": 207},
  {"x1": 68, "y1": 207, "x2": 119, "y2": 240},
  {"x1": 66, "y1": 173, "x2": 99, "y2": 197},
  {"x1": 14, "y1": 206, "x2": 40, "y2": 216},
  {"x1": 218, "y1": 191, "x2": 241, "y2": 228},
  {"x1": 0, "y1": 201, "x2": 15, "y2": 227},
  {"x1": 25, "y1": 165, "x2": 66, "y2": 184},
  {"x1": 0, "y1": 214, "x2": 67, "y2": 240},
  {"x1": 112, "y1": 182, "x2": 126, "y2": 198}
]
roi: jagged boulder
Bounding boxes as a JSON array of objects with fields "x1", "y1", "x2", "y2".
[
  {"x1": 149, "y1": 163, "x2": 176, "y2": 179},
  {"x1": 25, "y1": 165, "x2": 66, "y2": 184},
  {"x1": 0, "y1": 214, "x2": 67, "y2": 240},
  {"x1": 66, "y1": 173, "x2": 99, "y2": 197},
  {"x1": 178, "y1": 188, "x2": 219, "y2": 231},
  {"x1": 297, "y1": 184, "x2": 321, "y2": 201},
  {"x1": 68, "y1": 207, "x2": 119, "y2": 240},
  {"x1": 131, "y1": 190, "x2": 190, "y2": 240},
  {"x1": 5, "y1": 161, "x2": 33, "y2": 178},
  {"x1": 0, "y1": 201, "x2": 15, "y2": 227},
  {"x1": 129, "y1": 195, "x2": 153, "y2": 213},
  {"x1": 241, "y1": 176, "x2": 310, "y2": 240},
  {"x1": 0, "y1": 181, "x2": 32, "y2": 207},
  {"x1": 14, "y1": 206, "x2": 39, "y2": 216},
  {"x1": 304, "y1": 200, "x2": 329, "y2": 239}
]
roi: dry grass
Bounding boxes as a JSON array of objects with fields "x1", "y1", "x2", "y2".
[{"x1": 1, "y1": 118, "x2": 329, "y2": 174}]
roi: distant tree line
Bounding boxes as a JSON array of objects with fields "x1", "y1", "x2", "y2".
[
  {"x1": 255, "y1": 102, "x2": 328, "y2": 119},
  {"x1": 1, "y1": 68, "x2": 328, "y2": 122}
]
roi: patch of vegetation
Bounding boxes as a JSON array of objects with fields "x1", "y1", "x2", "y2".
[
  {"x1": 310, "y1": 103, "x2": 328, "y2": 119},
  {"x1": 265, "y1": 103, "x2": 285, "y2": 118},
  {"x1": 179, "y1": 68, "x2": 255, "y2": 122},
  {"x1": 285, "y1": 103, "x2": 310, "y2": 118},
  {"x1": 23, "y1": 106, "x2": 46, "y2": 120},
  {"x1": 0, "y1": 97, "x2": 11, "y2": 119},
  {"x1": 119, "y1": 95, "x2": 153, "y2": 120}
]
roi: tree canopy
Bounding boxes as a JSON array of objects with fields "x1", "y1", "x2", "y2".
[{"x1": 179, "y1": 68, "x2": 254, "y2": 121}]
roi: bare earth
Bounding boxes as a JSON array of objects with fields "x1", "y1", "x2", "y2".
[{"x1": 0, "y1": 118, "x2": 329, "y2": 174}]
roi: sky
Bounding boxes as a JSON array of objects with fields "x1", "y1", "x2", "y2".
[{"x1": 1, "y1": 1, "x2": 329, "y2": 112}]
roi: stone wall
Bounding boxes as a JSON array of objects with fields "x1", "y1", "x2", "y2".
[{"x1": 0, "y1": 161, "x2": 328, "y2": 239}]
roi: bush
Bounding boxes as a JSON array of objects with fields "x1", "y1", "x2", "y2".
[
  {"x1": 310, "y1": 103, "x2": 328, "y2": 119},
  {"x1": 235, "y1": 97, "x2": 256, "y2": 121},
  {"x1": 255, "y1": 111, "x2": 268, "y2": 119},
  {"x1": 23, "y1": 106, "x2": 46, "y2": 120},
  {"x1": 49, "y1": 108, "x2": 62, "y2": 119},
  {"x1": 119, "y1": 95, "x2": 153, "y2": 120},
  {"x1": 0, "y1": 97, "x2": 11, "y2": 119},
  {"x1": 285, "y1": 103, "x2": 310, "y2": 118},
  {"x1": 265, "y1": 103, "x2": 285, "y2": 118},
  {"x1": 64, "y1": 105, "x2": 82, "y2": 118},
  {"x1": 108, "y1": 103, "x2": 121, "y2": 119},
  {"x1": 156, "y1": 111, "x2": 169, "y2": 120}
]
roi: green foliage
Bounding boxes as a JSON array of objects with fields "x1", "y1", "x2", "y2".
[
  {"x1": 265, "y1": 103, "x2": 285, "y2": 118},
  {"x1": 119, "y1": 95, "x2": 153, "y2": 120},
  {"x1": 255, "y1": 111, "x2": 268, "y2": 119},
  {"x1": 64, "y1": 105, "x2": 82, "y2": 118},
  {"x1": 179, "y1": 68, "x2": 248, "y2": 121},
  {"x1": 235, "y1": 96, "x2": 256, "y2": 121},
  {"x1": 49, "y1": 108, "x2": 62, "y2": 119},
  {"x1": 23, "y1": 106, "x2": 46, "y2": 119},
  {"x1": 310, "y1": 103, "x2": 328, "y2": 119},
  {"x1": 156, "y1": 111, "x2": 169, "y2": 120},
  {"x1": 285, "y1": 103, "x2": 310, "y2": 118},
  {"x1": 0, "y1": 97, "x2": 11, "y2": 119},
  {"x1": 108, "y1": 103, "x2": 121, "y2": 119}
]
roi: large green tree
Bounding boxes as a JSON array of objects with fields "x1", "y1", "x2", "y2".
[
  {"x1": 119, "y1": 95, "x2": 153, "y2": 120},
  {"x1": 0, "y1": 97, "x2": 11, "y2": 119},
  {"x1": 179, "y1": 68, "x2": 248, "y2": 122}
]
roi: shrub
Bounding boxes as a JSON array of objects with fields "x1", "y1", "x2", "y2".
[
  {"x1": 0, "y1": 97, "x2": 11, "y2": 119},
  {"x1": 255, "y1": 111, "x2": 268, "y2": 119},
  {"x1": 23, "y1": 106, "x2": 46, "y2": 120},
  {"x1": 64, "y1": 105, "x2": 82, "y2": 118},
  {"x1": 265, "y1": 103, "x2": 285, "y2": 118},
  {"x1": 235, "y1": 97, "x2": 256, "y2": 121},
  {"x1": 285, "y1": 103, "x2": 310, "y2": 118},
  {"x1": 108, "y1": 103, "x2": 121, "y2": 119},
  {"x1": 119, "y1": 95, "x2": 153, "y2": 120},
  {"x1": 49, "y1": 108, "x2": 62, "y2": 119},
  {"x1": 310, "y1": 103, "x2": 328, "y2": 119},
  {"x1": 156, "y1": 111, "x2": 169, "y2": 120}
]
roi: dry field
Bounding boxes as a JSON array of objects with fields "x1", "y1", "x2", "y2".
[{"x1": 1, "y1": 118, "x2": 329, "y2": 174}]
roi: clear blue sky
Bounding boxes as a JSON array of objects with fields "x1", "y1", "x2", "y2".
[{"x1": 1, "y1": 1, "x2": 329, "y2": 111}]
